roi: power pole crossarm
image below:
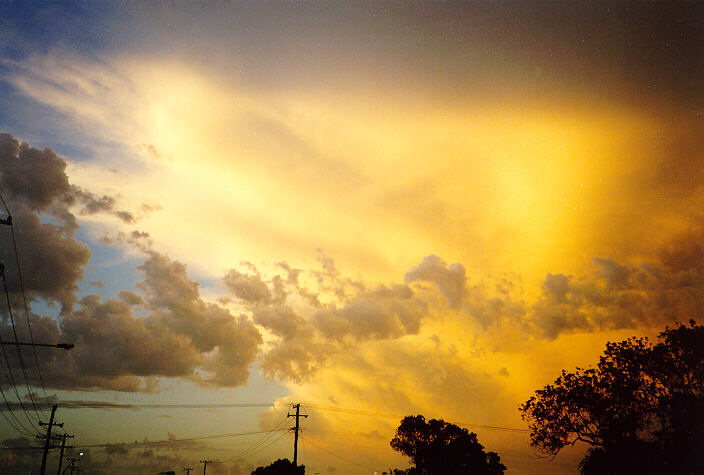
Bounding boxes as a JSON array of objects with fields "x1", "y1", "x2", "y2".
[{"x1": 287, "y1": 403, "x2": 308, "y2": 467}]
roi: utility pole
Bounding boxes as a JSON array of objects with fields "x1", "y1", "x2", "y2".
[
  {"x1": 39, "y1": 404, "x2": 63, "y2": 475},
  {"x1": 287, "y1": 403, "x2": 308, "y2": 467},
  {"x1": 200, "y1": 460, "x2": 212, "y2": 474},
  {"x1": 66, "y1": 456, "x2": 81, "y2": 474},
  {"x1": 56, "y1": 433, "x2": 74, "y2": 475}
]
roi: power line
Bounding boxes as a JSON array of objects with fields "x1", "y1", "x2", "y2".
[
  {"x1": 304, "y1": 403, "x2": 530, "y2": 433},
  {"x1": 8, "y1": 211, "x2": 50, "y2": 406},
  {"x1": 75, "y1": 429, "x2": 290, "y2": 448},
  {"x1": 30, "y1": 402, "x2": 285, "y2": 410},
  {"x1": 20, "y1": 399, "x2": 530, "y2": 434},
  {"x1": 301, "y1": 434, "x2": 382, "y2": 473},
  {"x1": 0, "y1": 194, "x2": 49, "y2": 411},
  {"x1": 0, "y1": 262, "x2": 43, "y2": 425},
  {"x1": 227, "y1": 429, "x2": 289, "y2": 464},
  {"x1": 0, "y1": 303, "x2": 41, "y2": 435},
  {"x1": 224, "y1": 413, "x2": 291, "y2": 463}
]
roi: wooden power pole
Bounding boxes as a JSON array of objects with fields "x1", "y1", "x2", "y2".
[
  {"x1": 56, "y1": 433, "x2": 74, "y2": 475},
  {"x1": 287, "y1": 403, "x2": 308, "y2": 467},
  {"x1": 39, "y1": 404, "x2": 63, "y2": 475}
]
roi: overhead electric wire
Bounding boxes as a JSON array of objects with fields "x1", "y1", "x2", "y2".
[
  {"x1": 301, "y1": 434, "x2": 382, "y2": 473},
  {"x1": 0, "y1": 193, "x2": 48, "y2": 412},
  {"x1": 8, "y1": 210, "x2": 49, "y2": 406},
  {"x1": 0, "y1": 328, "x2": 40, "y2": 436},
  {"x1": 0, "y1": 264, "x2": 41, "y2": 435},
  {"x1": 0, "y1": 264, "x2": 44, "y2": 426},
  {"x1": 75, "y1": 429, "x2": 290, "y2": 449},
  {"x1": 227, "y1": 429, "x2": 289, "y2": 464},
  {"x1": 304, "y1": 403, "x2": 530, "y2": 433},
  {"x1": 225, "y1": 410, "x2": 291, "y2": 463},
  {"x1": 0, "y1": 372, "x2": 36, "y2": 437},
  {"x1": 44, "y1": 402, "x2": 285, "y2": 409},
  {"x1": 36, "y1": 399, "x2": 530, "y2": 434}
]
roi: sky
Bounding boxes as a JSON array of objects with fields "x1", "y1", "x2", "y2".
[{"x1": 0, "y1": 1, "x2": 702, "y2": 473}]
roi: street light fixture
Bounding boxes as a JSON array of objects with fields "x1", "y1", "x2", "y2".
[{"x1": 0, "y1": 341, "x2": 74, "y2": 350}]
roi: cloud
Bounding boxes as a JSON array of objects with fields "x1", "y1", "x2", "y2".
[
  {"x1": 455, "y1": 225, "x2": 704, "y2": 340},
  {"x1": 223, "y1": 268, "x2": 273, "y2": 304},
  {"x1": 70, "y1": 186, "x2": 135, "y2": 223},
  {"x1": 1, "y1": 250, "x2": 262, "y2": 392},
  {"x1": 0, "y1": 134, "x2": 144, "y2": 310},
  {"x1": 138, "y1": 253, "x2": 262, "y2": 385},
  {"x1": 0, "y1": 134, "x2": 71, "y2": 211},
  {"x1": 405, "y1": 255, "x2": 466, "y2": 308},
  {"x1": 0, "y1": 202, "x2": 90, "y2": 310},
  {"x1": 528, "y1": 243, "x2": 704, "y2": 339},
  {"x1": 0, "y1": 134, "x2": 261, "y2": 392},
  {"x1": 224, "y1": 258, "x2": 433, "y2": 381},
  {"x1": 253, "y1": 305, "x2": 303, "y2": 340},
  {"x1": 312, "y1": 284, "x2": 427, "y2": 341}
]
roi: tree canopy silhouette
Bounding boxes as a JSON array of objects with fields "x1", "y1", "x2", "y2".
[
  {"x1": 251, "y1": 458, "x2": 304, "y2": 475},
  {"x1": 390, "y1": 415, "x2": 506, "y2": 474},
  {"x1": 520, "y1": 320, "x2": 703, "y2": 474}
]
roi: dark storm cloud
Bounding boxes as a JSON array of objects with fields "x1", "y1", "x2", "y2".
[
  {"x1": 253, "y1": 305, "x2": 303, "y2": 340},
  {"x1": 138, "y1": 253, "x2": 262, "y2": 374}
]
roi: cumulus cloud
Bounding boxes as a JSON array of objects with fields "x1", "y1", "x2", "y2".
[
  {"x1": 0, "y1": 134, "x2": 262, "y2": 392},
  {"x1": 312, "y1": 284, "x2": 427, "y2": 341},
  {"x1": 224, "y1": 257, "x2": 433, "y2": 381},
  {"x1": 405, "y1": 255, "x2": 466, "y2": 308},
  {"x1": 3, "y1": 132, "x2": 703, "y2": 395},
  {"x1": 0, "y1": 134, "x2": 143, "y2": 310},
  {"x1": 223, "y1": 268, "x2": 273, "y2": 304},
  {"x1": 70, "y1": 186, "x2": 135, "y2": 223},
  {"x1": 1, "y1": 251, "x2": 262, "y2": 392},
  {"x1": 450, "y1": 225, "x2": 704, "y2": 340},
  {"x1": 528, "y1": 239, "x2": 704, "y2": 338},
  {"x1": 0, "y1": 134, "x2": 71, "y2": 211},
  {"x1": 0, "y1": 202, "x2": 90, "y2": 310},
  {"x1": 253, "y1": 305, "x2": 303, "y2": 340},
  {"x1": 138, "y1": 253, "x2": 263, "y2": 382}
]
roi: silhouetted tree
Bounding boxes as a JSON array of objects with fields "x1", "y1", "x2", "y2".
[
  {"x1": 390, "y1": 415, "x2": 506, "y2": 474},
  {"x1": 251, "y1": 458, "x2": 304, "y2": 475},
  {"x1": 520, "y1": 320, "x2": 704, "y2": 474}
]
